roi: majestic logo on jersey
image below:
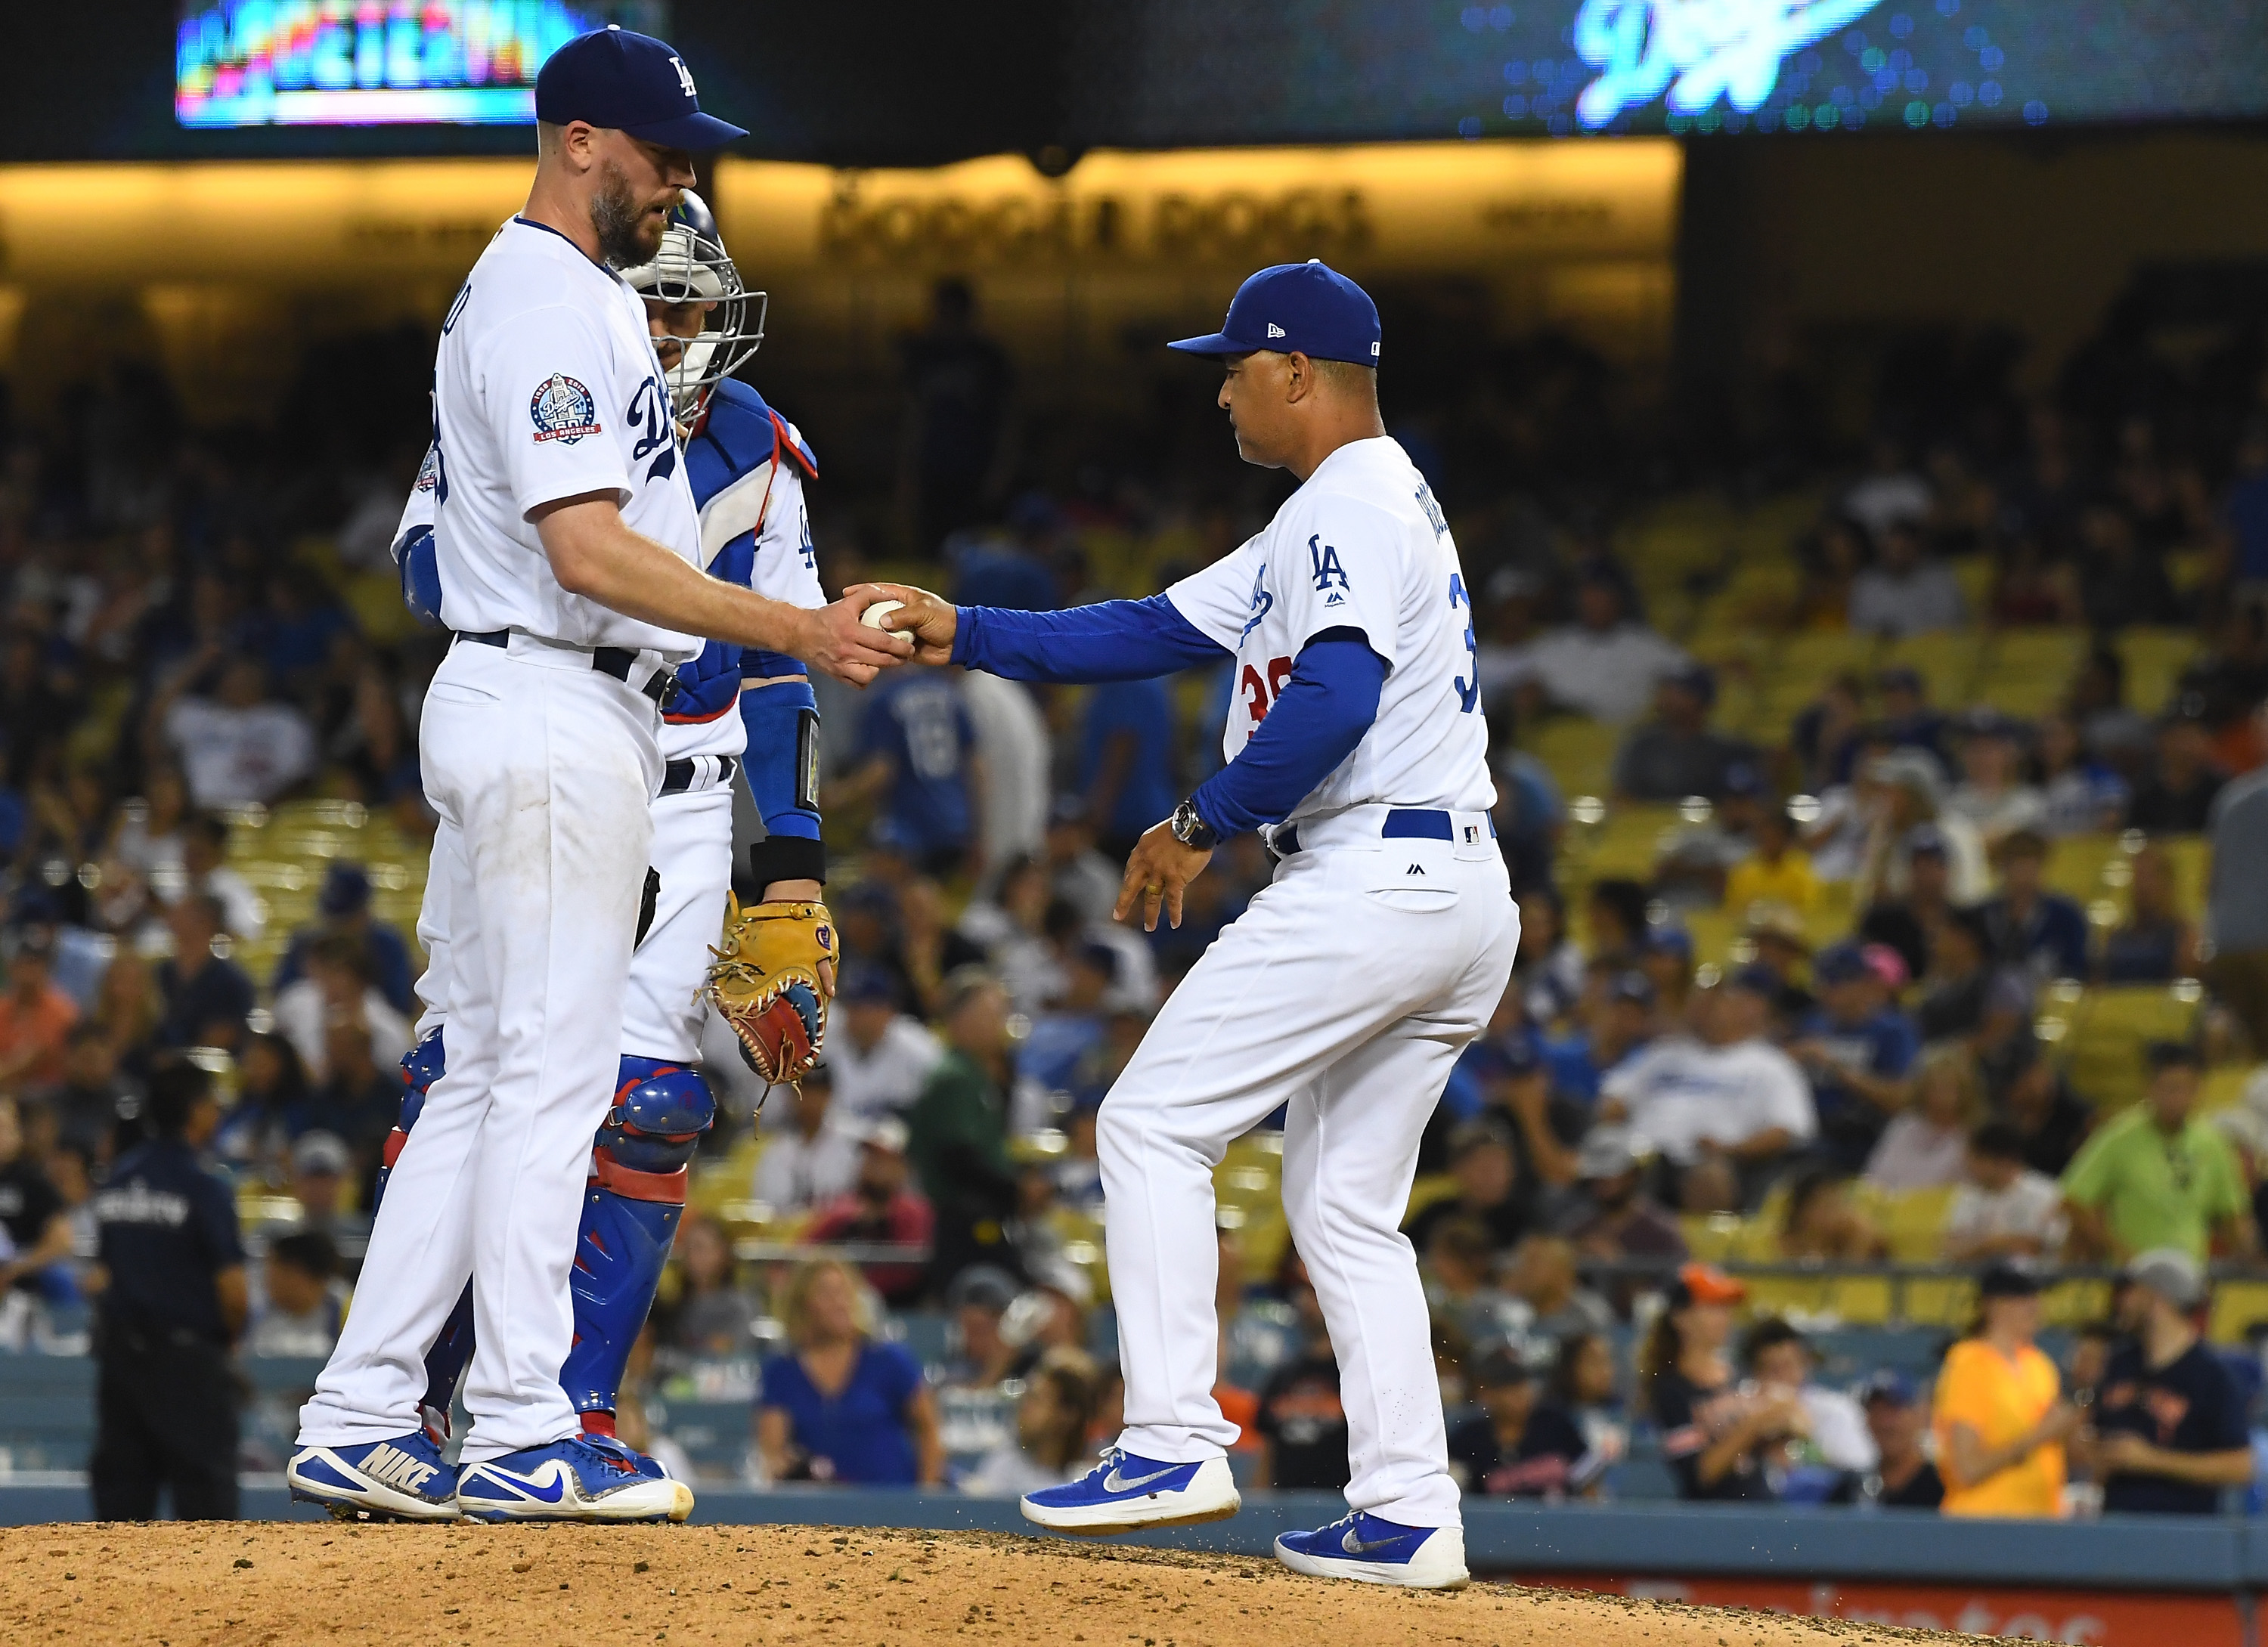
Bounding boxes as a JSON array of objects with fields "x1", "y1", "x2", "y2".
[
  {"x1": 1309, "y1": 535, "x2": 1349, "y2": 606},
  {"x1": 530, "y1": 373, "x2": 601, "y2": 444},
  {"x1": 1241, "y1": 564, "x2": 1275, "y2": 641}
]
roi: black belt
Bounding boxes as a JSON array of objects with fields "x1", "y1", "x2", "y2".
[
  {"x1": 454, "y1": 629, "x2": 680, "y2": 709},
  {"x1": 1271, "y1": 808, "x2": 1497, "y2": 859},
  {"x1": 662, "y1": 755, "x2": 738, "y2": 795}
]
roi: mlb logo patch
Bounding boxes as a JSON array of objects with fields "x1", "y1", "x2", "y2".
[{"x1": 530, "y1": 373, "x2": 602, "y2": 444}]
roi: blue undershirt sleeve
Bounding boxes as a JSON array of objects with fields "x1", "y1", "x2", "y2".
[
  {"x1": 739, "y1": 676, "x2": 822, "y2": 841},
  {"x1": 950, "y1": 594, "x2": 1228, "y2": 683},
  {"x1": 1191, "y1": 635, "x2": 1387, "y2": 837}
]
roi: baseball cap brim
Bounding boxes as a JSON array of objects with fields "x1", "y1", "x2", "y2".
[
  {"x1": 621, "y1": 109, "x2": 748, "y2": 147},
  {"x1": 1166, "y1": 330, "x2": 1256, "y2": 357}
]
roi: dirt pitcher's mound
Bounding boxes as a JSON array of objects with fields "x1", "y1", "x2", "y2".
[{"x1": 2, "y1": 1521, "x2": 1972, "y2": 1646}]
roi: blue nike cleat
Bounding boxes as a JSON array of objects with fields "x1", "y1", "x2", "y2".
[
  {"x1": 1019, "y1": 1447, "x2": 1240, "y2": 1535},
  {"x1": 1275, "y1": 1511, "x2": 1468, "y2": 1590},
  {"x1": 454, "y1": 1434, "x2": 694, "y2": 1523},
  {"x1": 287, "y1": 1432, "x2": 461, "y2": 1522}
]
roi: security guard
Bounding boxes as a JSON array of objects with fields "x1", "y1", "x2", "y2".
[{"x1": 88, "y1": 1058, "x2": 248, "y2": 1520}]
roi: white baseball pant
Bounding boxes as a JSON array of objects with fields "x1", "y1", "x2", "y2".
[
  {"x1": 620, "y1": 779, "x2": 737, "y2": 1063},
  {"x1": 299, "y1": 636, "x2": 661, "y2": 1463},
  {"x1": 1102, "y1": 806, "x2": 1517, "y2": 1529}
]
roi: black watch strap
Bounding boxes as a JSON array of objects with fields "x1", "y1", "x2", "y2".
[{"x1": 1173, "y1": 798, "x2": 1219, "y2": 851}]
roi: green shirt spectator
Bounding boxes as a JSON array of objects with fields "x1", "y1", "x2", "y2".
[
  {"x1": 2062, "y1": 1046, "x2": 2251, "y2": 1263},
  {"x1": 905, "y1": 971, "x2": 1024, "y2": 1293}
]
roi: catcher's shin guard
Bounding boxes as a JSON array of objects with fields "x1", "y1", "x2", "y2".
[
  {"x1": 562, "y1": 1057, "x2": 716, "y2": 1429},
  {"x1": 382, "y1": 1029, "x2": 479, "y2": 1441}
]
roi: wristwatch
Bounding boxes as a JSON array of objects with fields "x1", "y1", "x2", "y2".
[{"x1": 1170, "y1": 798, "x2": 1219, "y2": 852}]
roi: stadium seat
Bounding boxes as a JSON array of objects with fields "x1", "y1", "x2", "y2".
[
  {"x1": 1880, "y1": 633, "x2": 1981, "y2": 709},
  {"x1": 2118, "y1": 627, "x2": 2204, "y2": 719},
  {"x1": 2059, "y1": 983, "x2": 2205, "y2": 1110},
  {"x1": 1973, "y1": 630, "x2": 2088, "y2": 717},
  {"x1": 1524, "y1": 717, "x2": 1618, "y2": 802}
]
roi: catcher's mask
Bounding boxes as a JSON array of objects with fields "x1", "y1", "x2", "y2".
[{"x1": 618, "y1": 188, "x2": 767, "y2": 436}]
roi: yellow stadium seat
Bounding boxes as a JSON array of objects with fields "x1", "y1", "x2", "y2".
[
  {"x1": 2044, "y1": 834, "x2": 2127, "y2": 902},
  {"x1": 2118, "y1": 627, "x2": 2203, "y2": 720},
  {"x1": 1576, "y1": 804, "x2": 1687, "y2": 884},
  {"x1": 1678, "y1": 1213, "x2": 1747, "y2": 1263},
  {"x1": 1854, "y1": 1184, "x2": 1959, "y2": 1263},
  {"x1": 2209, "y1": 1280, "x2": 2268, "y2": 1345},
  {"x1": 2059, "y1": 983, "x2": 2206, "y2": 1110},
  {"x1": 2200, "y1": 1065, "x2": 2256, "y2": 1116},
  {"x1": 1882, "y1": 633, "x2": 1981, "y2": 708},
  {"x1": 1526, "y1": 717, "x2": 1619, "y2": 800},
  {"x1": 1974, "y1": 630, "x2": 2087, "y2": 717}
]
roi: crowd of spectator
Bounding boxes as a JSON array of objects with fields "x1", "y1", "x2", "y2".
[{"x1": 2, "y1": 276, "x2": 2268, "y2": 1514}]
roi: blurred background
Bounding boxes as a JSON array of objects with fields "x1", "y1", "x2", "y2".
[{"x1": 6, "y1": 0, "x2": 2268, "y2": 1620}]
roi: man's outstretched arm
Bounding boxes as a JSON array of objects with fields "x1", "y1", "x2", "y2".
[{"x1": 857, "y1": 583, "x2": 1226, "y2": 681}]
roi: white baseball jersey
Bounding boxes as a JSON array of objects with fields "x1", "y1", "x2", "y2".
[
  {"x1": 1165, "y1": 436, "x2": 1495, "y2": 823},
  {"x1": 426, "y1": 216, "x2": 701, "y2": 662}
]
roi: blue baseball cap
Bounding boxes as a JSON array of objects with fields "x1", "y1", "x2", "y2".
[
  {"x1": 1168, "y1": 261, "x2": 1382, "y2": 367},
  {"x1": 534, "y1": 26, "x2": 747, "y2": 148}
]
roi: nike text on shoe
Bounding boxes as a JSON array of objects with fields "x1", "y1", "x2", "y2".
[
  {"x1": 1275, "y1": 1512, "x2": 1469, "y2": 1590},
  {"x1": 454, "y1": 1435, "x2": 695, "y2": 1523},
  {"x1": 287, "y1": 1432, "x2": 461, "y2": 1522},
  {"x1": 1019, "y1": 1448, "x2": 1240, "y2": 1535}
]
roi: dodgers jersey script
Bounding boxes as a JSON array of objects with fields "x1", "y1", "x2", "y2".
[
  {"x1": 426, "y1": 216, "x2": 702, "y2": 661},
  {"x1": 1166, "y1": 436, "x2": 1496, "y2": 822}
]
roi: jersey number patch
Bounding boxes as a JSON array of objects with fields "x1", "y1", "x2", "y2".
[
  {"x1": 1449, "y1": 572, "x2": 1479, "y2": 714},
  {"x1": 1241, "y1": 655, "x2": 1295, "y2": 726}
]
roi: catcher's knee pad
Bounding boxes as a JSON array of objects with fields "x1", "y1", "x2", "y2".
[
  {"x1": 562, "y1": 1057, "x2": 716, "y2": 1425},
  {"x1": 375, "y1": 1027, "x2": 447, "y2": 1212}
]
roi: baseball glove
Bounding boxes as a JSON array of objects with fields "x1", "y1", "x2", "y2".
[{"x1": 702, "y1": 893, "x2": 834, "y2": 1090}]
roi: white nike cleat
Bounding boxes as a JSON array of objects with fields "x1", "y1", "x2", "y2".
[
  {"x1": 1019, "y1": 1448, "x2": 1241, "y2": 1534},
  {"x1": 1275, "y1": 1512, "x2": 1469, "y2": 1590}
]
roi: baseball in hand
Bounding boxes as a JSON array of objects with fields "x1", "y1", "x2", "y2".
[{"x1": 861, "y1": 599, "x2": 912, "y2": 637}]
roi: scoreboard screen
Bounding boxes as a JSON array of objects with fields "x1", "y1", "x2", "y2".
[{"x1": 176, "y1": 1, "x2": 666, "y2": 128}]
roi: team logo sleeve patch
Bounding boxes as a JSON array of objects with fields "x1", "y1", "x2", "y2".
[{"x1": 529, "y1": 373, "x2": 603, "y2": 444}]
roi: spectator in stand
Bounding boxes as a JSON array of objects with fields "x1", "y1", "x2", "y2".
[
  {"x1": 2077, "y1": 504, "x2": 2182, "y2": 632},
  {"x1": 0, "y1": 928, "x2": 78, "y2": 1094},
  {"x1": 2099, "y1": 843, "x2": 2201, "y2": 984},
  {"x1": 754, "y1": 1063, "x2": 860, "y2": 1218},
  {"x1": 212, "y1": 1032, "x2": 306, "y2": 1182},
  {"x1": 1015, "y1": 940, "x2": 1114, "y2": 1100},
  {"x1": 296, "y1": 1018, "x2": 401, "y2": 1191},
  {"x1": 654, "y1": 1213, "x2": 758, "y2": 1360},
  {"x1": 1545, "y1": 968, "x2": 1657, "y2": 1107},
  {"x1": 1875, "y1": 667, "x2": 1954, "y2": 773},
  {"x1": 1506, "y1": 567, "x2": 1690, "y2": 725},
  {"x1": 1723, "y1": 805, "x2": 1819, "y2": 918},
  {"x1": 1478, "y1": 1036, "x2": 1582, "y2": 1198},
  {"x1": 1912, "y1": 908, "x2": 1997, "y2": 1042},
  {"x1": 87, "y1": 1060, "x2": 248, "y2": 1521},
  {"x1": 829, "y1": 669, "x2": 984, "y2": 880},
  {"x1": 1790, "y1": 671, "x2": 1869, "y2": 794},
  {"x1": 1611, "y1": 665, "x2": 1758, "y2": 803},
  {"x1": 2035, "y1": 711, "x2": 2130, "y2": 837},
  {"x1": 2224, "y1": 417, "x2": 2268, "y2": 608},
  {"x1": 1406, "y1": 1119, "x2": 1533, "y2": 1254},
  {"x1": 1077, "y1": 664, "x2": 1179, "y2": 862},
  {"x1": 1600, "y1": 967, "x2": 1817, "y2": 1209},
  {"x1": 1778, "y1": 1169, "x2": 1887, "y2": 1262},
  {"x1": 826, "y1": 964, "x2": 943, "y2": 1128},
  {"x1": 1502, "y1": 1234, "x2": 1613, "y2": 1340},
  {"x1": 172, "y1": 813, "x2": 266, "y2": 941},
  {"x1": 270, "y1": 862, "x2": 415, "y2": 1018},
  {"x1": 1552, "y1": 1330, "x2": 1630, "y2": 1484},
  {"x1": 1999, "y1": 1054, "x2": 2094, "y2": 1178},
  {"x1": 1037, "y1": 799, "x2": 1123, "y2": 927},
  {"x1": 955, "y1": 858, "x2": 1058, "y2": 1017},
  {"x1": 938, "y1": 1265, "x2": 1020, "y2": 1391},
  {"x1": 1637, "y1": 924, "x2": 1697, "y2": 1027},
  {"x1": 285, "y1": 1132, "x2": 368, "y2": 1245},
  {"x1": 1743, "y1": 1317, "x2": 1878, "y2": 1498},
  {"x1": 244, "y1": 1230, "x2": 345, "y2": 1358},
  {"x1": 1510, "y1": 886, "x2": 1586, "y2": 1029},
  {"x1": 1862, "y1": 1373, "x2": 1944, "y2": 1509},
  {"x1": 900, "y1": 277, "x2": 1016, "y2": 554},
  {"x1": 1421, "y1": 1216, "x2": 1517, "y2": 1347},
  {"x1": 1643, "y1": 1263, "x2": 1798, "y2": 1502},
  {"x1": 906, "y1": 969, "x2": 1022, "y2": 1293},
  {"x1": 1850, "y1": 520, "x2": 1966, "y2": 636},
  {"x1": 89, "y1": 949, "x2": 162, "y2": 1084},
  {"x1": 804, "y1": 1116, "x2": 935, "y2": 1308},
  {"x1": 153, "y1": 893, "x2": 253, "y2": 1052},
  {"x1": 0, "y1": 1094, "x2": 72, "y2": 1297},
  {"x1": 1791, "y1": 941, "x2": 1920, "y2": 1172},
  {"x1": 1856, "y1": 754, "x2": 1990, "y2": 911},
  {"x1": 756, "y1": 1258, "x2": 943, "y2": 1486},
  {"x1": 2064, "y1": 1043, "x2": 2253, "y2": 1265},
  {"x1": 1448, "y1": 1342, "x2": 1593, "y2": 1500},
  {"x1": 1559, "y1": 1125, "x2": 1687, "y2": 1269},
  {"x1": 1866, "y1": 1045, "x2": 1984, "y2": 1192},
  {"x1": 1945, "y1": 712, "x2": 2047, "y2": 850},
  {"x1": 156, "y1": 653, "x2": 318, "y2": 809},
  {"x1": 2206, "y1": 761, "x2": 2268, "y2": 1053},
  {"x1": 37, "y1": 1022, "x2": 140, "y2": 1163},
  {"x1": 1935, "y1": 1263, "x2": 2079, "y2": 1518},
  {"x1": 1982, "y1": 830, "x2": 2092, "y2": 983},
  {"x1": 1843, "y1": 437, "x2": 1932, "y2": 543},
  {"x1": 271, "y1": 933, "x2": 413, "y2": 1085},
  {"x1": 2127, "y1": 706, "x2": 2227, "y2": 834},
  {"x1": 2088, "y1": 1249, "x2": 2252, "y2": 1514},
  {"x1": 1251, "y1": 1254, "x2": 1350, "y2": 1491},
  {"x1": 959, "y1": 1346, "x2": 1104, "y2": 1497}
]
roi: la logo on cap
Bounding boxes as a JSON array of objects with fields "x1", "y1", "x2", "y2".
[{"x1": 670, "y1": 54, "x2": 697, "y2": 97}]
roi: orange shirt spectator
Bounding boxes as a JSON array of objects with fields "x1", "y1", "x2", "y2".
[
  {"x1": 0, "y1": 931, "x2": 79, "y2": 1093},
  {"x1": 1934, "y1": 1265, "x2": 2078, "y2": 1517}
]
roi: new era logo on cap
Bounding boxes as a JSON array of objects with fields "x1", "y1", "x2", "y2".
[{"x1": 1167, "y1": 260, "x2": 1382, "y2": 367}]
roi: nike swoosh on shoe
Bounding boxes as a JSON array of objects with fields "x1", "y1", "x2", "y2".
[{"x1": 1101, "y1": 1464, "x2": 1182, "y2": 1494}]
